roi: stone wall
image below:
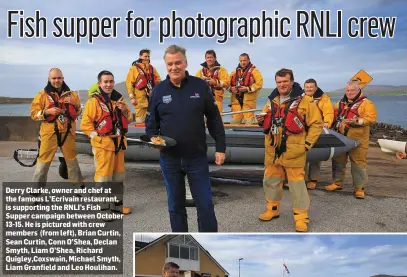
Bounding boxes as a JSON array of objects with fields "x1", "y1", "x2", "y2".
[
  {"x1": 0, "y1": 116, "x2": 40, "y2": 142},
  {"x1": 370, "y1": 122, "x2": 407, "y2": 146}
]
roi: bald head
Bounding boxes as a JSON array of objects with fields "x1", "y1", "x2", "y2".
[{"x1": 48, "y1": 68, "x2": 64, "y2": 89}]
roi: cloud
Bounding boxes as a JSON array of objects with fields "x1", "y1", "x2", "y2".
[
  {"x1": 321, "y1": 44, "x2": 346, "y2": 54},
  {"x1": 134, "y1": 233, "x2": 165, "y2": 243},
  {"x1": 0, "y1": 41, "x2": 140, "y2": 66},
  {"x1": 1, "y1": 33, "x2": 406, "y2": 96}
]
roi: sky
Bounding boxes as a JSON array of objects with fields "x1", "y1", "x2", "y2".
[
  {"x1": 1, "y1": 0, "x2": 406, "y2": 97},
  {"x1": 134, "y1": 233, "x2": 407, "y2": 277}
]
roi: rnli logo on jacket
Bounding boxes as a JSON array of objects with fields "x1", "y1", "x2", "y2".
[
  {"x1": 293, "y1": 116, "x2": 304, "y2": 129},
  {"x1": 163, "y1": 95, "x2": 172, "y2": 104},
  {"x1": 190, "y1": 93, "x2": 200, "y2": 99},
  {"x1": 98, "y1": 119, "x2": 107, "y2": 130}
]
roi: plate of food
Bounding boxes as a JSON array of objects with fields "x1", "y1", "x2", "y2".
[{"x1": 139, "y1": 134, "x2": 177, "y2": 149}]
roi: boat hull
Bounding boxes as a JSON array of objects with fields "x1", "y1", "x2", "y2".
[
  {"x1": 378, "y1": 139, "x2": 406, "y2": 153},
  {"x1": 75, "y1": 124, "x2": 360, "y2": 164}
]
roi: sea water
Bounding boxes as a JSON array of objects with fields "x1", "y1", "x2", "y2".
[{"x1": 1, "y1": 95, "x2": 406, "y2": 127}]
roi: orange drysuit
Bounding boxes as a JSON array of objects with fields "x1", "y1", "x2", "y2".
[
  {"x1": 305, "y1": 88, "x2": 334, "y2": 188},
  {"x1": 195, "y1": 61, "x2": 230, "y2": 114},
  {"x1": 125, "y1": 60, "x2": 161, "y2": 123},
  {"x1": 80, "y1": 88, "x2": 133, "y2": 214},
  {"x1": 80, "y1": 89, "x2": 133, "y2": 182},
  {"x1": 228, "y1": 64, "x2": 263, "y2": 124},
  {"x1": 326, "y1": 92, "x2": 377, "y2": 198},
  {"x1": 259, "y1": 83, "x2": 323, "y2": 232},
  {"x1": 30, "y1": 81, "x2": 83, "y2": 186}
]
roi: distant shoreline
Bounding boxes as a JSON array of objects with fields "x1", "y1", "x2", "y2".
[
  {"x1": 0, "y1": 97, "x2": 33, "y2": 104},
  {"x1": 227, "y1": 91, "x2": 407, "y2": 98},
  {"x1": 1, "y1": 91, "x2": 406, "y2": 104}
]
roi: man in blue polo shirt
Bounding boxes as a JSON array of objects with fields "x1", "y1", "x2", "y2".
[{"x1": 145, "y1": 44, "x2": 226, "y2": 232}]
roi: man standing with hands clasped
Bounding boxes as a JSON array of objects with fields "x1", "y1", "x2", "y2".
[
  {"x1": 145, "y1": 44, "x2": 226, "y2": 232},
  {"x1": 195, "y1": 50, "x2": 230, "y2": 114},
  {"x1": 228, "y1": 53, "x2": 263, "y2": 124}
]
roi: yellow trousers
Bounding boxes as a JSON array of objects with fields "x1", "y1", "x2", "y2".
[
  {"x1": 92, "y1": 146, "x2": 126, "y2": 209},
  {"x1": 332, "y1": 145, "x2": 368, "y2": 188},
  {"x1": 133, "y1": 104, "x2": 147, "y2": 123},
  {"x1": 305, "y1": 161, "x2": 321, "y2": 182},
  {"x1": 230, "y1": 103, "x2": 256, "y2": 123},
  {"x1": 133, "y1": 89, "x2": 149, "y2": 123},
  {"x1": 263, "y1": 164, "x2": 310, "y2": 210},
  {"x1": 215, "y1": 99, "x2": 223, "y2": 115},
  {"x1": 93, "y1": 147, "x2": 125, "y2": 182},
  {"x1": 33, "y1": 132, "x2": 82, "y2": 185}
]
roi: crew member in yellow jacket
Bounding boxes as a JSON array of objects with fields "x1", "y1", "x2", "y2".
[
  {"x1": 30, "y1": 68, "x2": 83, "y2": 188},
  {"x1": 195, "y1": 50, "x2": 229, "y2": 114},
  {"x1": 229, "y1": 53, "x2": 263, "y2": 124},
  {"x1": 303, "y1": 79, "x2": 334, "y2": 189},
  {"x1": 256, "y1": 69, "x2": 323, "y2": 232},
  {"x1": 125, "y1": 49, "x2": 161, "y2": 123},
  {"x1": 81, "y1": 70, "x2": 134, "y2": 215},
  {"x1": 326, "y1": 80, "x2": 377, "y2": 199}
]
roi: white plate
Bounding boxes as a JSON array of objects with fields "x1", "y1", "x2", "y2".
[{"x1": 147, "y1": 141, "x2": 166, "y2": 146}]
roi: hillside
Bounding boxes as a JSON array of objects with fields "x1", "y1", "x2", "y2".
[
  {"x1": 242, "y1": 85, "x2": 407, "y2": 98},
  {"x1": 327, "y1": 85, "x2": 407, "y2": 95},
  {"x1": 371, "y1": 275, "x2": 407, "y2": 277}
]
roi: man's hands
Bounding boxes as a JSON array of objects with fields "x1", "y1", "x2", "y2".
[
  {"x1": 45, "y1": 95, "x2": 79, "y2": 116},
  {"x1": 45, "y1": 107, "x2": 63, "y2": 116},
  {"x1": 215, "y1": 152, "x2": 226, "y2": 165},
  {"x1": 130, "y1": 98, "x2": 137, "y2": 105},
  {"x1": 63, "y1": 96, "x2": 78, "y2": 107},
  {"x1": 238, "y1": 86, "x2": 249, "y2": 93},
  {"x1": 116, "y1": 101, "x2": 129, "y2": 113},
  {"x1": 150, "y1": 151, "x2": 226, "y2": 162},
  {"x1": 343, "y1": 118, "x2": 360, "y2": 126},
  {"x1": 204, "y1": 77, "x2": 217, "y2": 87},
  {"x1": 255, "y1": 113, "x2": 266, "y2": 125},
  {"x1": 230, "y1": 86, "x2": 249, "y2": 95}
]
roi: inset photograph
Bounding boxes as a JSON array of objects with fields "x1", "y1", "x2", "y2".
[{"x1": 134, "y1": 233, "x2": 407, "y2": 277}]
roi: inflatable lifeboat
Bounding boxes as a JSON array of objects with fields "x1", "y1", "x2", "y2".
[{"x1": 75, "y1": 122, "x2": 360, "y2": 164}]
